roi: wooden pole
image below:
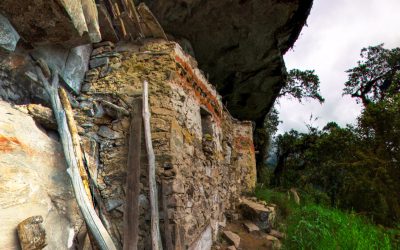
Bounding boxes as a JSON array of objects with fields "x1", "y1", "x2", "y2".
[
  {"x1": 123, "y1": 97, "x2": 143, "y2": 250},
  {"x1": 59, "y1": 88, "x2": 92, "y2": 201},
  {"x1": 35, "y1": 66, "x2": 116, "y2": 250},
  {"x1": 162, "y1": 181, "x2": 173, "y2": 250},
  {"x1": 142, "y1": 80, "x2": 163, "y2": 250}
]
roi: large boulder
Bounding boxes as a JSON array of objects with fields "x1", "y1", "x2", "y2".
[
  {"x1": 139, "y1": 0, "x2": 313, "y2": 121},
  {"x1": 0, "y1": 101, "x2": 81, "y2": 249},
  {"x1": 0, "y1": 0, "x2": 101, "y2": 47}
]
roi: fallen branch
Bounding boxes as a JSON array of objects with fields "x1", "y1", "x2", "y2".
[
  {"x1": 142, "y1": 80, "x2": 163, "y2": 249},
  {"x1": 123, "y1": 97, "x2": 142, "y2": 250},
  {"x1": 35, "y1": 66, "x2": 116, "y2": 250}
]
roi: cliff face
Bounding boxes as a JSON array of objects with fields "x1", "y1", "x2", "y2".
[
  {"x1": 0, "y1": 1, "x2": 312, "y2": 248},
  {"x1": 0, "y1": 0, "x2": 312, "y2": 122},
  {"x1": 139, "y1": 0, "x2": 313, "y2": 122}
]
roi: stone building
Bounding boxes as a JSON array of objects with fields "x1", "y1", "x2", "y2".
[{"x1": 76, "y1": 40, "x2": 256, "y2": 248}]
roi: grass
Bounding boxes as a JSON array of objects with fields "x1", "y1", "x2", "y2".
[{"x1": 255, "y1": 187, "x2": 398, "y2": 250}]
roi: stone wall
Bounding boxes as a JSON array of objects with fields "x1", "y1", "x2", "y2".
[{"x1": 74, "y1": 39, "x2": 256, "y2": 248}]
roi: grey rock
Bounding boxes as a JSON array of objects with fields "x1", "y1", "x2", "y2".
[
  {"x1": 81, "y1": 82, "x2": 92, "y2": 93},
  {"x1": 97, "y1": 126, "x2": 123, "y2": 139},
  {"x1": 243, "y1": 221, "x2": 260, "y2": 233},
  {"x1": 62, "y1": 44, "x2": 93, "y2": 94},
  {"x1": 79, "y1": 101, "x2": 94, "y2": 110},
  {"x1": 223, "y1": 231, "x2": 240, "y2": 248},
  {"x1": 31, "y1": 44, "x2": 92, "y2": 94},
  {"x1": 0, "y1": 0, "x2": 93, "y2": 46},
  {"x1": 0, "y1": 14, "x2": 19, "y2": 52},
  {"x1": 90, "y1": 57, "x2": 109, "y2": 69},
  {"x1": 105, "y1": 199, "x2": 124, "y2": 212},
  {"x1": 96, "y1": 4, "x2": 119, "y2": 43},
  {"x1": 0, "y1": 101, "x2": 81, "y2": 248}
]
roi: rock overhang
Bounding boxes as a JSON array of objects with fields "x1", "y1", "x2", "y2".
[
  {"x1": 0, "y1": 0, "x2": 312, "y2": 123},
  {"x1": 138, "y1": 0, "x2": 313, "y2": 122}
]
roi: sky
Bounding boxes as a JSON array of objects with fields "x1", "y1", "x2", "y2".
[{"x1": 277, "y1": 0, "x2": 400, "y2": 134}]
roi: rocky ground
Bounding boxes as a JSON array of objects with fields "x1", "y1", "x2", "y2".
[{"x1": 213, "y1": 197, "x2": 284, "y2": 250}]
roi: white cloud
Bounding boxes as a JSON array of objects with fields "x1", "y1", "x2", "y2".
[{"x1": 278, "y1": 0, "x2": 400, "y2": 133}]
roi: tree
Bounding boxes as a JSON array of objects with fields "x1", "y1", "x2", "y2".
[
  {"x1": 280, "y1": 69, "x2": 325, "y2": 103},
  {"x1": 256, "y1": 69, "x2": 324, "y2": 181},
  {"x1": 343, "y1": 44, "x2": 400, "y2": 106}
]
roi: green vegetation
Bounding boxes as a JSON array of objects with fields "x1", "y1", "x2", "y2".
[
  {"x1": 257, "y1": 44, "x2": 400, "y2": 249},
  {"x1": 255, "y1": 188, "x2": 398, "y2": 250}
]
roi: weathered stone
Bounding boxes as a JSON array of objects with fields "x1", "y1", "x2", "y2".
[
  {"x1": 106, "y1": 199, "x2": 124, "y2": 212},
  {"x1": 0, "y1": 101, "x2": 81, "y2": 249},
  {"x1": 17, "y1": 216, "x2": 46, "y2": 250},
  {"x1": 62, "y1": 44, "x2": 92, "y2": 93},
  {"x1": 26, "y1": 104, "x2": 57, "y2": 130},
  {"x1": 91, "y1": 46, "x2": 113, "y2": 56},
  {"x1": 90, "y1": 57, "x2": 109, "y2": 69},
  {"x1": 96, "y1": 4, "x2": 119, "y2": 43},
  {"x1": 81, "y1": 0, "x2": 102, "y2": 43},
  {"x1": 137, "y1": 3, "x2": 168, "y2": 40},
  {"x1": 243, "y1": 221, "x2": 260, "y2": 233},
  {"x1": 31, "y1": 44, "x2": 92, "y2": 94},
  {"x1": 0, "y1": 14, "x2": 19, "y2": 52},
  {"x1": 94, "y1": 41, "x2": 115, "y2": 49},
  {"x1": 97, "y1": 126, "x2": 123, "y2": 139},
  {"x1": 223, "y1": 231, "x2": 240, "y2": 248},
  {"x1": 0, "y1": 0, "x2": 93, "y2": 46},
  {"x1": 240, "y1": 198, "x2": 276, "y2": 231}
]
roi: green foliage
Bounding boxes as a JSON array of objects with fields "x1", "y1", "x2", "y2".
[
  {"x1": 255, "y1": 188, "x2": 398, "y2": 250},
  {"x1": 281, "y1": 69, "x2": 325, "y2": 104},
  {"x1": 343, "y1": 44, "x2": 400, "y2": 106},
  {"x1": 284, "y1": 205, "x2": 393, "y2": 250}
]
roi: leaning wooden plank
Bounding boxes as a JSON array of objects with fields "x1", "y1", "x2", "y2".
[
  {"x1": 35, "y1": 66, "x2": 116, "y2": 250},
  {"x1": 123, "y1": 97, "x2": 143, "y2": 250},
  {"x1": 59, "y1": 87, "x2": 92, "y2": 201},
  {"x1": 17, "y1": 216, "x2": 47, "y2": 250},
  {"x1": 142, "y1": 80, "x2": 163, "y2": 250}
]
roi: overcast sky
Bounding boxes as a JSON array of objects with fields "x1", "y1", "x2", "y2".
[{"x1": 277, "y1": 0, "x2": 400, "y2": 133}]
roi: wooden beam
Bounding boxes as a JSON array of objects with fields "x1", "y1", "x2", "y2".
[
  {"x1": 162, "y1": 181, "x2": 173, "y2": 250},
  {"x1": 142, "y1": 80, "x2": 163, "y2": 250},
  {"x1": 35, "y1": 66, "x2": 116, "y2": 250},
  {"x1": 123, "y1": 97, "x2": 142, "y2": 250}
]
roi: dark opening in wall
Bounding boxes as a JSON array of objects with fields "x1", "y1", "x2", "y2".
[{"x1": 200, "y1": 107, "x2": 213, "y2": 139}]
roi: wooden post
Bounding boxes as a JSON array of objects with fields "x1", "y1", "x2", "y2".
[
  {"x1": 142, "y1": 80, "x2": 163, "y2": 250},
  {"x1": 35, "y1": 66, "x2": 116, "y2": 250},
  {"x1": 123, "y1": 98, "x2": 142, "y2": 250},
  {"x1": 162, "y1": 181, "x2": 173, "y2": 250}
]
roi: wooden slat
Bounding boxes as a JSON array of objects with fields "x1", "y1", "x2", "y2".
[
  {"x1": 142, "y1": 80, "x2": 163, "y2": 250},
  {"x1": 123, "y1": 97, "x2": 143, "y2": 250},
  {"x1": 35, "y1": 66, "x2": 116, "y2": 250}
]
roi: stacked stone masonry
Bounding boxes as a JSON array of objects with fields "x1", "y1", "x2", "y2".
[{"x1": 75, "y1": 40, "x2": 256, "y2": 248}]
